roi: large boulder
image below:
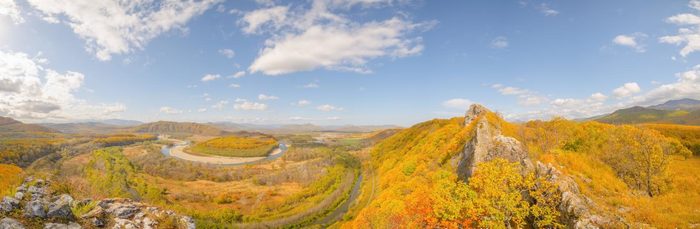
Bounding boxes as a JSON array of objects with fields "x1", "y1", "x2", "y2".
[
  {"x1": 0, "y1": 217, "x2": 24, "y2": 229},
  {"x1": 47, "y1": 194, "x2": 75, "y2": 220},
  {"x1": 457, "y1": 104, "x2": 533, "y2": 180}
]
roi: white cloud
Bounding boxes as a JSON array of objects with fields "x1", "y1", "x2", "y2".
[
  {"x1": 326, "y1": 116, "x2": 341, "y2": 120},
  {"x1": 229, "y1": 83, "x2": 240, "y2": 88},
  {"x1": 441, "y1": 98, "x2": 472, "y2": 110},
  {"x1": 613, "y1": 33, "x2": 646, "y2": 52},
  {"x1": 159, "y1": 106, "x2": 183, "y2": 114},
  {"x1": 491, "y1": 36, "x2": 508, "y2": 49},
  {"x1": 631, "y1": 65, "x2": 700, "y2": 105},
  {"x1": 27, "y1": 0, "x2": 221, "y2": 61},
  {"x1": 660, "y1": 0, "x2": 700, "y2": 57},
  {"x1": 197, "y1": 108, "x2": 207, "y2": 112},
  {"x1": 0, "y1": 50, "x2": 125, "y2": 120},
  {"x1": 234, "y1": 101, "x2": 267, "y2": 110},
  {"x1": 242, "y1": 0, "x2": 434, "y2": 75},
  {"x1": 292, "y1": 99, "x2": 311, "y2": 106},
  {"x1": 0, "y1": 0, "x2": 23, "y2": 24},
  {"x1": 612, "y1": 82, "x2": 641, "y2": 98},
  {"x1": 538, "y1": 3, "x2": 559, "y2": 16},
  {"x1": 303, "y1": 82, "x2": 319, "y2": 88},
  {"x1": 211, "y1": 100, "x2": 229, "y2": 110},
  {"x1": 491, "y1": 84, "x2": 546, "y2": 106},
  {"x1": 589, "y1": 92, "x2": 608, "y2": 102},
  {"x1": 258, "y1": 94, "x2": 278, "y2": 100},
  {"x1": 230, "y1": 71, "x2": 246, "y2": 78},
  {"x1": 218, "y1": 49, "x2": 235, "y2": 58},
  {"x1": 288, "y1": 116, "x2": 311, "y2": 121},
  {"x1": 201, "y1": 74, "x2": 221, "y2": 82},
  {"x1": 317, "y1": 104, "x2": 343, "y2": 111}
]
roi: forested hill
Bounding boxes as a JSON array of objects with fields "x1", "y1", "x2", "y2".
[
  {"x1": 340, "y1": 104, "x2": 697, "y2": 228},
  {"x1": 595, "y1": 98, "x2": 700, "y2": 125},
  {"x1": 0, "y1": 116, "x2": 58, "y2": 134},
  {"x1": 129, "y1": 121, "x2": 228, "y2": 135}
]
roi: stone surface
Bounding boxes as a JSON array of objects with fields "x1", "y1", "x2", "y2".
[
  {"x1": 457, "y1": 105, "x2": 533, "y2": 180},
  {"x1": 43, "y1": 222, "x2": 82, "y2": 229},
  {"x1": 13, "y1": 192, "x2": 24, "y2": 201},
  {"x1": 0, "y1": 217, "x2": 25, "y2": 229},
  {"x1": 1, "y1": 196, "x2": 20, "y2": 212},
  {"x1": 24, "y1": 199, "x2": 47, "y2": 218},
  {"x1": 47, "y1": 194, "x2": 75, "y2": 219}
]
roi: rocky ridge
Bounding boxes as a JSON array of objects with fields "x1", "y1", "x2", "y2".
[
  {"x1": 456, "y1": 104, "x2": 610, "y2": 228},
  {"x1": 0, "y1": 177, "x2": 195, "y2": 229}
]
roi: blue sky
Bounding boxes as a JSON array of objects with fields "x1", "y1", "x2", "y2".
[{"x1": 1, "y1": 0, "x2": 699, "y2": 126}]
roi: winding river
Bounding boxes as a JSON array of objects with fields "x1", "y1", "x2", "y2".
[{"x1": 159, "y1": 136, "x2": 288, "y2": 166}]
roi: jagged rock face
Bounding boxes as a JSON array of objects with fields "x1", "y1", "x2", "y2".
[
  {"x1": 1, "y1": 177, "x2": 196, "y2": 229},
  {"x1": 535, "y1": 162, "x2": 611, "y2": 228},
  {"x1": 458, "y1": 104, "x2": 607, "y2": 228},
  {"x1": 457, "y1": 104, "x2": 533, "y2": 180}
]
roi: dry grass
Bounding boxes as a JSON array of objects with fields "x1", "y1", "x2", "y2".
[
  {"x1": 547, "y1": 153, "x2": 700, "y2": 227},
  {"x1": 0, "y1": 164, "x2": 23, "y2": 196}
]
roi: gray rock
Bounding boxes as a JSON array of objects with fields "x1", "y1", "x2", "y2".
[
  {"x1": 47, "y1": 194, "x2": 75, "y2": 219},
  {"x1": 1, "y1": 196, "x2": 20, "y2": 212},
  {"x1": 13, "y1": 192, "x2": 24, "y2": 201},
  {"x1": 0, "y1": 217, "x2": 24, "y2": 229},
  {"x1": 90, "y1": 217, "x2": 105, "y2": 227},
  {"x1": 15, "y1": 185, "x2": 26, "y2": 193},
  {"x1": 43, "y1": 222, "x2": 81, "y2": 229},
  {"x1": 24, "y1": 199, "x2": 47, "y2": 218},
  {"x1": 112, "y1": 218, "x2": 138, "y2": 229},
  {"x1": 142, "y1": 217, "x2": 156, "y2": 229},
  {"x1": 113, "y1": 205, "x2": 139, "y2": 219},
  {"x1": 457, "y1": 104, "x2": 533, "y2": 180},
  {"x1": 180, "y1": 216, "x2": 196, "y2": 229}
]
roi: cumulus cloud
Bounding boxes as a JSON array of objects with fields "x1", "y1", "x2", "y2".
[
  {"x1": 292, "y1": 99, "x2": 311, "y2": 106},
  {"x1": 0, "y1": 50, "x2": 125, "y2": 120},
  {"x1": 218, "y1": 49, "x2": 235, "y2": 58},
  {"x1": 491, "y1": 36, "x2": 508, "y2": 49},
  {"x1": 0, "y1": 0, "x2": 23, "y2": 24},
  {"x1": 159, "y1": 106, "x2": 183, "y2": 114},
  {"x1": 230, "y1": 71, "x2": 246, "y2": 78},
  {"x1": 589, "y1": 92, "x2": 608, "y2": 102},
  {"x1": 317, "y1": 104, "x2": 343, "y2": 111},
  {"x1": 631, "y1": 65, "x2": 700, "y2": 105},
  {"x1": 201, "y1": 74, "x2": 221, "y2": 82},
  {"x1": 612, "y1": 82, "x2": 641, "y2": 98},
  {"x1": 660, "y1": 0, "x2": 700, "y2": 57},
  {"x1": 442, "y1": 98, "x2": 472, "y2": 109},
  {"x1": 258, "y1": 94, "x2": 278, "y2": 100},
  {"x1": 234, "y1": 101, "x2": 267, "y2": 110},
  {"x1": 197, "y1": 108, "x2": 207, "y2": 112},
  {"x1": 27, "y1": 0, "x2": 221, "y2": 60},
  {"x1": 492, "y1": 84, "x2": 546, "y2": 106},
  {"x1": 241, "y1": 0, "x2": 434, "y2": 75},
  {"x1": 613, "y1": 33, "x2": 647, "y2": 52},
  {"x1": 229, "y1": 83, "x2": 240, "y2": 88}
]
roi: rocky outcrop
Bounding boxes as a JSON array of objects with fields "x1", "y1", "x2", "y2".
[
  {"x1": 0, "y1": 177, "x2": 196, "y2": 229},
  {"x1": 457, "y1": 104, "x2": 533, "y2": 180},
  {"x1": 456, "y1": 104, "x2": 609, "y2": 228}
]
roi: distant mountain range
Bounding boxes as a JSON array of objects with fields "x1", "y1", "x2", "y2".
[
  {"x1": 0, "y1": 117, "x2": 59, "y2": 134},
  {"x1": 210, "y1": 122, "x2": 401, "y2": 133},
  {"x1": 595, "y1": 98, "x2": 700, "y2": 125}
]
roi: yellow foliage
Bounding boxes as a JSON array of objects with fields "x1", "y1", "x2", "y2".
[
  {"x1": 190, "y1": 135, "x2": 278, "y2": 157},
  {"x1": 0, "y1": 164, "x2": 22, "y2": 196}
]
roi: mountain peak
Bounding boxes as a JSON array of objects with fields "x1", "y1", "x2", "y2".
[{"x1": 650, "y1": 98, "x2": 700, "y2": 111}]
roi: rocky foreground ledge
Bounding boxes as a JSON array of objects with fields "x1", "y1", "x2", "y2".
[{"x1": 0, "y1": 177, "x2": 195, "y2": 229}]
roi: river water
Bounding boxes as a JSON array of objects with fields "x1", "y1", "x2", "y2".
[{"x1": 160, "y1": 141, "x2": 288, "y2": 166}]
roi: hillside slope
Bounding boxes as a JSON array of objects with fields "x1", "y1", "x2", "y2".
[
  {"x1": 595, "y1": 99, "x2": 700, "y2": 125},
  {"x1": 130, "y1": 121, "x2": 227, "y2": 135},
  {"x1": 0, "y1": 117, "x2": 57, "y2": 134}
]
